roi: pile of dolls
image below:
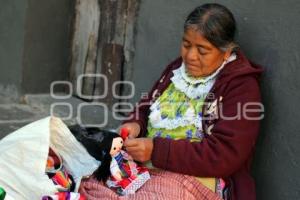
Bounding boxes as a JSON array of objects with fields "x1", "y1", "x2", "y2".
[{"x1": 42, "y1": 148, "x2": 86, "y2": 200}]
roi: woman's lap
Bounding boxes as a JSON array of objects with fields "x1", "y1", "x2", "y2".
[{"x1": 79, "y1": 169, "x2": 221, "y2": 200}]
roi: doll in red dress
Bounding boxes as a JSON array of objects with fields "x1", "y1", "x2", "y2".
[
  {"x1": 97, "y1": 129, "x2": 150, "y2": 195},
  {"x1": 69, "y1": 125, "x2": 150, "y2": 196}
]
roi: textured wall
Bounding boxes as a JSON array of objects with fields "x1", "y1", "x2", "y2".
[
  {"x1": 131, "y1": 0, "x2": 300, "y2": 199},
  {"x1": 0, "y1": 0, "x2": 27, "y2": 97},
  {"x1": 22, "y1": 0, "x2": 74, "y2": 94},
  {"x1": 0, "y1": 0, "x2": 73, "y2": 96}
]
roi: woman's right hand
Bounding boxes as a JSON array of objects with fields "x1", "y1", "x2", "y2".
[{"x1": 119, "y1": 122, "x2": 141, "y2": 139}]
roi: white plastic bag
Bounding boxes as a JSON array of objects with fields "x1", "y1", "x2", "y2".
[{"x1": 0, "y1": 116, "x2": 100, "y2": 200}]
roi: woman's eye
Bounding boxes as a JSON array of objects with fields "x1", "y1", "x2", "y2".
[
  {"x1": 198, "y1": 48, "x2": 208, "y2": 55},
  {"x1": 182, "y1": 42, "x2": 191, "y2": 48}
]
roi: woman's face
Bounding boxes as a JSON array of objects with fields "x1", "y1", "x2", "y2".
[{"x1": 181, "y1": 28, "x2": 230, "y2": 77}]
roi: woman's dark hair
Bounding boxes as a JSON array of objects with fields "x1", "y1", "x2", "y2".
[{"x1": 184, "y1": 3, "x2": 237, "y2": 51}]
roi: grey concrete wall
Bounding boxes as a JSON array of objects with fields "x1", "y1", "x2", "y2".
[
  {"x1": 0, "y1": 0, "x2": 74, "y2": 97},
  {"x1": 22, "y1": 0, "x2": 74, "y2": 94},
  {"x1": 130, "y1": 1, "x2": 300, "y2": 199},
  {"x1": 0, "y1": 0, "x2": 27, "y2": 100}
]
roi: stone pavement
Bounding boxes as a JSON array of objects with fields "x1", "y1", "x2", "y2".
[{"x1": 0, "y1": 94, "x2": 122, "y2": 140}]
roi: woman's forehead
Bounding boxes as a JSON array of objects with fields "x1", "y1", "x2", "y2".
[{"x1": 183, "y1": 29, "x2": 213, "y2": 49}]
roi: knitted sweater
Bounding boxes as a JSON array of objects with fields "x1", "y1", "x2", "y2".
[{"x1": 124, "y1": 50, "x2": 263, "y2": 200}]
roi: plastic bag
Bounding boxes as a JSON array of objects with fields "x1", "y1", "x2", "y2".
[{"x1": 0, "y1": 116, "x2": 99, "y2": 200}]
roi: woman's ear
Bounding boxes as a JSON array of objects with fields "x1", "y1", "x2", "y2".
[{"x1": 223, "y1": 49, "x2": 232, "y2": 61}]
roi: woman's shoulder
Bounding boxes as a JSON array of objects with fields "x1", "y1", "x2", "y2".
[
  {"x1": 215, "y1": 50, "x2": 263, "y2": 89},
  {"x1": 164, "y1": 57, "x2": 182, "y2": 73}
]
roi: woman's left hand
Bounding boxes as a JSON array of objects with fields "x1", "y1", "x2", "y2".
[{"x1": 124, "y1": 138, "x2": 153, "y2": 162}]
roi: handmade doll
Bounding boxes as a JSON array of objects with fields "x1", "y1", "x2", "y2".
[{"x1": 68, "y1": 125, "x2": 150, "y2": 196}]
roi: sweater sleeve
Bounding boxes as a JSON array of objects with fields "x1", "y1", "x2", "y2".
[{"x1": 151, "y1": 76, "x2": 262, "y2": 177}]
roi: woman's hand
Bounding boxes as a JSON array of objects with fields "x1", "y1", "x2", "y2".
[
  {"x1": 124, "y1": 138, "x2": 153, "y2": 162},
  {"x1": 119, "y1": 122, "x2": 141, "y2": 139}
]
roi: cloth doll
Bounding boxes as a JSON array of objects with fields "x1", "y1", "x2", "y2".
[
  {"x1": 45, "y1": 148, "x2": 75, "y2": 192},
  {"x1": 68, "y1": 125, "x2": 150, "y2": 196}
]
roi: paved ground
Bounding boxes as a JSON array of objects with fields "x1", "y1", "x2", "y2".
[{"x1": 0, "y1": 94, "x2": 122, "y2": 139}]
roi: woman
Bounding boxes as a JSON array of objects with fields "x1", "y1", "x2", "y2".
[{"x1": 80, "y1": 3, "x2": 263, "y2": 200}]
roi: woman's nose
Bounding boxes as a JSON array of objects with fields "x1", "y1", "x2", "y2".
[{"x1": 186, "y1": 47, "x2": 198, "y2": 61}]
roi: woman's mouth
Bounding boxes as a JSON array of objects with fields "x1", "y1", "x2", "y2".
[{"x1": 186, "y1": 64, "x2": 199, "y2": 72}]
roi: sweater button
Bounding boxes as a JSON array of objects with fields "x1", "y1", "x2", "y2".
[
  {"x1": 152, "y1": 89, "x2": 158, "y2": 99},
  {"x1": 159, "y1": 75, "x2": 165, "y2": 83}
]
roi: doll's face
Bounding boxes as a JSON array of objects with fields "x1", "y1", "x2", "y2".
[{"x1": 109, "y1": 137, "x2": 123, "y2": 157}]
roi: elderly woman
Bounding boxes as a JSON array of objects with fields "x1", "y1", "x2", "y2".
[{"x1": 80, "y1": 3, "x2": 263, "y2": 200}]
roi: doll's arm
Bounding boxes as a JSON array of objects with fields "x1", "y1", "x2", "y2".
[
  {"x1": 121, "y1": 150, "x2": 138, "y2": 175},
  {"x1": 110, "y1": 158, "x2": 122, "y2": 181},
  {"x1": 121, "y1": 150, "x2": 133, "y2": 160}
]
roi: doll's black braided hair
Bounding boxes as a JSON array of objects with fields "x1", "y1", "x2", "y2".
[{"x1": 68, "y1": 124, "x2": 121, "y2": 182}]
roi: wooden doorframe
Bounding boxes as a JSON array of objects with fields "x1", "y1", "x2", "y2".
[{"x1": 70, "y1": 0, "x2": 140, "y2": 108}]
